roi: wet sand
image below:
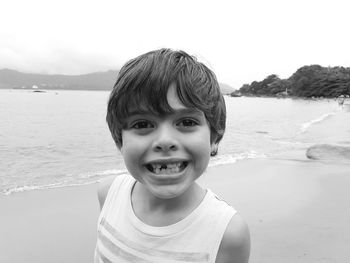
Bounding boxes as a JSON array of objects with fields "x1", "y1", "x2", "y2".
[
  {"x1": 0, "y1": 184, "x2": 100, "y2": 263},
  {"x1": 201, "y1": 158, "x2": 350, "y2": 263}
]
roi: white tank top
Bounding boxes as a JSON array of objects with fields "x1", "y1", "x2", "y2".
[{"x1": 95, "y1": 174, "x2": 236, "y2": 263}]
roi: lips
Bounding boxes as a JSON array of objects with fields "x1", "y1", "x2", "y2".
[{"x1": 145, "y1": 161, "x2": 188, "y2": 174}]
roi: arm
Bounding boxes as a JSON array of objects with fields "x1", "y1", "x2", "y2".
[
  {"x1": 216, "y1": 214, "x2": 251, "y2": 263},
  {"x1": 97, "y1": 176, "x2": 115, "y2": 210}
]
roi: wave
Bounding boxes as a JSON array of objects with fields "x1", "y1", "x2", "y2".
[
  {"x1": 1, "y1": 181, "x2": 94, "y2": 195},
  {"x1": 2, "y1": 151, "x2": 265, "y2": 195},
  {"x1": 1, "y1": 169, "x2": 128, "y2": 196},
  {"x1": 74, "y1": 168, "x2": 128, "y2": 179},
  {"x1": 209, "y1": 150, "x2": 266, "y2": 167},
  {"x1": 297, "y1": 110, "x2": 338, "y2": 134}
]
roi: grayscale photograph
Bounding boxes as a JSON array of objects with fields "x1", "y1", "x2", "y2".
[{"x1": 1, "y1": 1, "x2": 349, "y2": 263}]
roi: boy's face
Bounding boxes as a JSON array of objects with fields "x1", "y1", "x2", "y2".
[{"x1": 121, "y1": 84, "x2": 212, "y2": 199}]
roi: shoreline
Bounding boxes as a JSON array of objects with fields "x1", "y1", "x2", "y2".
[{"x1": 1, "y1": 158, "x2": 349, "y2": 263}]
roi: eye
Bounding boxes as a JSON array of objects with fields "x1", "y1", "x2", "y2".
[
  {"x1": 132, "y1": 120, "x2": 154, "y2": 129},
  {"x1": 177, "y1": 118, "x2": 198, "y2": 127}
]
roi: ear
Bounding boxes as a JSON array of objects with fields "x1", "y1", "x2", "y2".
[{"x1": 210, "y1": 143, "x2": 218, "y2": 157}]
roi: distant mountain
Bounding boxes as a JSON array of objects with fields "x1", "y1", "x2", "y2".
[
  {"x1": 0, "y1": 69, "x2": 235, "y2": 94},
  {"x1": 219, "y1": 83, "x2": 235, "y2": 95},
  {"x1": 0, "y1": 69, "x2": 119, "y2": 90}
]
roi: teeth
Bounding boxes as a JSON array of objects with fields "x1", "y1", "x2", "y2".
[
  {"x1": 149, "y1": 162, "x2": 183, "y2": 174},
  {"x1": 151, "y1": 164, "x2": 162, "y2": 170}
]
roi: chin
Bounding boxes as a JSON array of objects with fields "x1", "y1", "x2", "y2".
[{"x1": 149, "y1": 184, "x2": 188, "y2": 200}]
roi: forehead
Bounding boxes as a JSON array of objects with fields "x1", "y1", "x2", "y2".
[{"x1": 166, "y1": 84, "x2": 185, "y2": 111}]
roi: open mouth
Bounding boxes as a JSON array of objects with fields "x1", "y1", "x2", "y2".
[{"x1": 145, "y1": 161, "x2": 188, "y2": 174}]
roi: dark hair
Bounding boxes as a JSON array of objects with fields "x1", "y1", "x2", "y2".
[{"x1": 106, "y1": 48, "x2": 226, "y2": 153}]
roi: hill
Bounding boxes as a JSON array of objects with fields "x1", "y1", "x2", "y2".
[
  {"x1": 235, "y1": 65, "x2": 350, "y2": 98},
  {"x1": 0, "y1": 69, "x2": 233, "y2": 94},
  {"x1": 0, "y1": 69, "x2": 119, "y2": 90},
  {"x1": 219, "y1": 83, "x2": 235, "y2": 95}
]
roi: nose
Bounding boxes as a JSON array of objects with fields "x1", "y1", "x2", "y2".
[{"x1": 152, "y1": 124, "x2": 178, "y2": 152}]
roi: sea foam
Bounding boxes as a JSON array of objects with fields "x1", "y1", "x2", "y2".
[
  {"x1": 297, "y1": 111, "x2": 338, "y2": 134},
  {"x1": 209, "y1": 150, "x2": 266, "y2": 167}
]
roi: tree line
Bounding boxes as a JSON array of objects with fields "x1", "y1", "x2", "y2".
[{"x1": 236, "y1": 65, "x2": 350, "y2": 98}]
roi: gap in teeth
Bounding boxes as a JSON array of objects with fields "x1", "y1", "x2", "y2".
[{"x1": 149, "y1": 162, "x2": 184, "y2": 174}]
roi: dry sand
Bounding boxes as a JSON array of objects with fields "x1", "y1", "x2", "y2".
[{"x1": 1, "y1": 158, "x2": 349, "y2": 263}]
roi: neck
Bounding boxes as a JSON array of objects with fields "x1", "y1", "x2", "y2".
[{"x1": 131, "y1": 182, "x2": 205, "y2": 226}]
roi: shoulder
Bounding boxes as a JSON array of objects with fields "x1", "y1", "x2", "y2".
[
  {"x1": 97, "y1": 176, "x2": 116, "y2": 210},
  {"x1": 215, "y1": 213, "x2": 250, "y2": 263}
]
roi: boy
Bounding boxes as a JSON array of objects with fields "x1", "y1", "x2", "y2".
[{"x1": 95, "y1": 49, "x2": 250, "y2": 263}]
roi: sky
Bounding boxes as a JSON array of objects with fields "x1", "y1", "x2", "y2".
[{"x1": 1, "y1": 0, "x2": 350, "y2": 88}]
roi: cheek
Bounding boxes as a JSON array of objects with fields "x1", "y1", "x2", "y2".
[
  {"x1": 120, "y1": 132, "x2": 143, "y2": 159},
  {"x1": 189, "y1": 138, "x2": 211, "y2": 176},
  {"x1": 187, "y1": 130, "x2": 211, "y2": 156},
  {"x1": 120, "y1": 137, "x2": 143, "y2": 175}
]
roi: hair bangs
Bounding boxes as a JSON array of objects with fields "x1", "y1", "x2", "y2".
[
  {"x1": 174, "y1": 65, "x2": 215, "y2": 117},
  {"x1": 121, "y1": 84, "x2": 175, "y2": 120}
]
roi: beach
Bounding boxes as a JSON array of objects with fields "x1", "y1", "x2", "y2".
[
  {"x1": 1, "y1": 157, "x2": 349, "y2": 263},
  {"x1": 0, "y1": 183, "x2": 100, "y2": 263},
  {"x1": 202, "y1": 158, "x2": 350, "y2": 263}
]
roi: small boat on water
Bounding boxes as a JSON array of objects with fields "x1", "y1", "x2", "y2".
[{"x1": 33, "y1": 90, "x2": 46, "y2": 93}]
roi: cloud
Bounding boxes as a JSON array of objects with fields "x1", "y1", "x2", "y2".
[
  {"x1": 0, "y1": 35, "x2": 119, "y2": 74},
  {"x1": 1, "y1": 0, "x2": 350, "y2": 87}
]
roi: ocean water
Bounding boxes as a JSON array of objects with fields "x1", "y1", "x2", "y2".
[{"x1": 1, "y1": 89, "x2": 349, "y2": 195}]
